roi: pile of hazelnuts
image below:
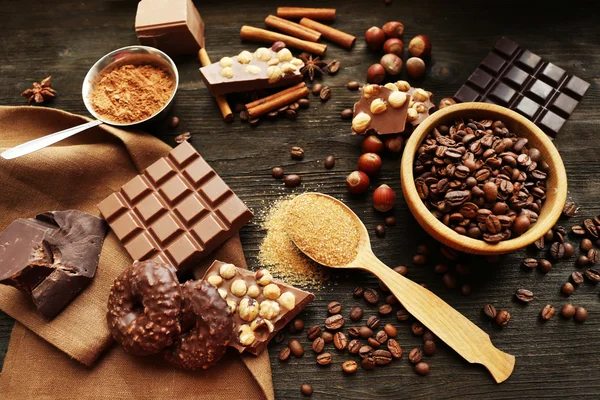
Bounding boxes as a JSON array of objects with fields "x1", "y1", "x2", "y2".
[{"x1": 364, "y1": 21, "x2": 431, "y2": 82}]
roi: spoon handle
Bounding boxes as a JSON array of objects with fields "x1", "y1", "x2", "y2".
[{"x1": 355, "y1": 250, "x2": 515, "y2": 383}]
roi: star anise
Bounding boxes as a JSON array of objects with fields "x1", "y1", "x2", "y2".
[
  {"x1": 21, "y1": 76, "x2": 56, "y2": 105},
  {"x1": 299, "y1": 52, "x2": 328, "y2": 81}
]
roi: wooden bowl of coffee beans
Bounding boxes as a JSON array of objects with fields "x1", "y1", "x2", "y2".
[{"x1": 401, "y1": 102, "x2": 567, "y2": 255}]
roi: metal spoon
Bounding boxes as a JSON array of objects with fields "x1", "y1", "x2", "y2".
[{"x1": 287, "y1": 192, "x2": 515, "y2": 383}]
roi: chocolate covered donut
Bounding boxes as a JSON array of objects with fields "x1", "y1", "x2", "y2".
[
  {"x1": 107, "y1": 260, "x2": 182, "y2": 356},
  {"x1": 165, "y1": 280, "x2": 234, "y2": 370}
]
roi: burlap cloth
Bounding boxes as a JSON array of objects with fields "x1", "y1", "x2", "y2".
[{"x1": 0, "y1": 106, "x2": 274, "y2": 399}]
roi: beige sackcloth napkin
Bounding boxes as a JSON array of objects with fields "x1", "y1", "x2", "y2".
[{"x1": 0, "y1": 106, "x2": 274, "y2": 399}]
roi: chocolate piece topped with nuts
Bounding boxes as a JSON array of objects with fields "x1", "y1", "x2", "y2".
[
  {"x1": 351, "y1": 83, "x2": 411, "y2": 135},
  {"x1": 406, "y1": 86, "x2": 435, "y2": 126},
  {"x1": 202, "y1": 260, "x2": 315, "y2": 355},
  {"x1": 199, "y1": 46, "x2": 305, "y2": 96}
]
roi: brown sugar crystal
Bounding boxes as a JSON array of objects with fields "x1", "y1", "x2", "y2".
[{"x1": 91, "y1": 64, "x2": 175, "y2": 124}]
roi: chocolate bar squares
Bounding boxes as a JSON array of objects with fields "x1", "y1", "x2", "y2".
[
  {"x1": 98, "y1": 142, "x2": 253, "y2": 271},
  {"x1": 454, "y1": 37, "x2": 590, "y2": 138}
]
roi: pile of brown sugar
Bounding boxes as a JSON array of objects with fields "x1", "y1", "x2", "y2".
[{"x1": 91, "y1": 64, "x2": 175, "y2": 124}]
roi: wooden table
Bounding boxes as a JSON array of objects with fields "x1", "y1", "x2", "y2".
[{"x1": 1, "y1": 0, "x2": 599, "y2": 398}]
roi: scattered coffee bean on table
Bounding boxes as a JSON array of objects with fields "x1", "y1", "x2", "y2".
[
  {"x1": 312, "y1": 83, "x2": 323, "y2": 95},
  {"x1": 353, "y1": 287, "x2": 365, "y2": 298},
  {"x1": 364, "y1": 288, "x2": 379, "y2": 304},
  {"x1": 412, "y1": 322, "x2": 425, "y2": 336},
  {"x1": 574, "y1": 307, "x2": 588, "y2": 323},
  {"x1": 289, "y1": 319, "x2": 305, "y2": 333},
  {"x1": 423, "y1": 340, "x2": 437, "y2": 356},
  {"x1": 571, "y1": 271, "x2": 584, "y2": 285},
  {"x1": 359, "y1": 326, "x2": 374, "y2": 339},
  {"x1": 289, "y1": 339, "x2": 305, "y2": 357},
  {"x1": 396, "y1": 309, "x2": 410, "y2": 321},
  {"x1": 347, "y1": 81, "x2": 360, "y2": 91},
  {"x1": 284, "y1": 174, "x2": 301, "y2": 187},
  {"x1": 325, "y1": 314, "x2": 345, "y2": 330},
  {"x1": 375, "y1": 224, "x2": 386, "y2": 238},
  {"x1": 496, "y1": 310, "x2": 511, "y2": 326},
  {"x1": 375, "y1": 330, "x2": 388, "y2": 344},
  {"x1": 538, "y1": 259, "x2": 552, "y2": 273},
  {"x1": 387, "y1": 339, "x2": 402, "y2": 358},
  {"x1": 367, "y1": 316, "x2": 381, "y2": 329},
  {"x1": 515, "y1": 288, "x2": 534, "y2": 303},
  {"x1": 541, "y1": 304, "x2": 555, "y2": 321},
  {"x1": 307, "y1": 326, "x2": 321, "y2": 340},
  {"x1": 271, "y1": 167, "x2": 284, "y2": 179},
  {"x1": 350, "y1": 306, "x2": 363, "y2": 321},
  {"x1": 415, "y1": 362, "x2": 430, "y2": 376},
  {"x1": 342, "y1": 360, "x2": 358, "y2": 374},
  {"x1": 316, "y1": 352, "x2": 332, "y2": 365},
  {"x1": 561, "y1": 282, "x2": 574, "y2": 296},
  {"x1": 378, "y1": 303, "x2": 393, "y2": 315},
  {"x1": 301, "y1": 383, "x2": 313, "y2": 396},
  {"x1": 328, "y1": 301, "x2": 342, "y2": 314},
  {"x1": 522, "y1": 258, "x2": 538, "y2": 269},
  {"x1": 362, "y1": 357, "x2": 376, "y2": 370},
  {"x1": 561, "y1": 304, "x2": 576, "y2": 319},
  {"x1": 373, "y1": 349, "x2": 393, "y2": 365},
  {"x1": 368, "y1": 337, "x2": 381, "y2": 348},
  {"x1": 279, "y1": 347, "x2": 291, "y2": 361},
  {"x1": 384, "y1": 323, "x2": 397, "y2": 337},
  {"x1": 290, "y1": 146, "x2": 305, "y2": 160},
  {"x1": 321, "y1": 331, "x2": 333, "y2": 344},
  {"x1": 324, "y1": 155, "x2": 335, "y2": 169},
  {"x1": 312, "y1": 337, "x2": 325, "y2": 353},
  {"x1": 341, "y1": 108, "x2": 353, "y2": 119},
  {"x1": 409, "y1": 348, "x2": 423, "y2": 364},
  {"x1": 333, "y1": 332, "x2": 348, "y2": 350}
]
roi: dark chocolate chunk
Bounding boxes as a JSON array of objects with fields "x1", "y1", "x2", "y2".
[
  {"x1": 549, "y1": 93, "x2": 578, "y2": 119},
  {"x1": 516, "y1": 50, "x2": 542, "y2": 72},
  {"x1": 494, "y1": 37, "x2": 519, "y2": 58},
  {"x1": 455, "y1": 85, "x2": 480, "y2": 103},
  {"x1": 488, "y1": 82, "x2": 516, "y2": 106},
  {"x1": 538, "y1": 63, "x2": 566, "y2": 87},
  {"x1": 562, "y1": 76, "x2": 590, "y2": 100},
  {"x1": 536, "y1": 110, "x2": 566, "y2": 138},
  {"x1": 0, "y1": 210, "x2": 107, "y2": 319},
  {"x1": 512, "y1": 96, "x2": 542, "y2": 119},
  {"x1": 481, "y1": 52, "x2": 507, "y2": 76},
  {"x1": 467, "y1": 68, "x2": 494, "y2": 91},
  {"x1": 525, "y1": 79, "x2": 554, "y2": 102},
  {"x1": 502, "y1": 66, "x2": 530, "y2": 89}
]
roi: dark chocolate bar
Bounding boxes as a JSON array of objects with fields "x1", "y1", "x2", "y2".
[
  {"x1": 199, "y1": 47, "x2": 304, "y2": 96},
  {"x1": 0, "y1": 210, "x2": 107, "y2": 320},
  {"x1": 202, "y1": 260, "x2": 314, "y2": 355},
  {"x1": 98, "y1": 142, "x2": 253, "y2": 271},
  {"x1": 454, "y1": 37, "x2": 590, "y2": 138}
]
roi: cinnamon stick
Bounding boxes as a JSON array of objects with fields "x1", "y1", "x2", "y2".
[
  {"x1": 265, "y1": 15, "x2": 321, "y2": 42},
  {"x1": 277, "y1": 7, "x2": 336, "y2": 21},
  {"x1": 245, "y1": 82, "x2": 307, "y2": 109},
  {"x1": 246, "y1": 85, "x2": 310, "y2": 119},
  {"x1": 299, "y1": 18, "x2": 356, "y2": 49},
  {"x1": 198, "y1": 48, "x2": 233, "y2": 122},
  {"x1": 240, "y1": 26, "x2": 327, "y2": 56}
]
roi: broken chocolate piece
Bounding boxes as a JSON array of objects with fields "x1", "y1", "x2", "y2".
[
  {"x1": 352, "y1": 84, "x2": 411, "y2": 135},
  {"x1": 0, "y1": 210, "x2": 107, "y2": 320}
]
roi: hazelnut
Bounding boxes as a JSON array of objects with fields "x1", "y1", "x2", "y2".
[
  {"x1": 219, "y1": 263, "x2": 237, "y2": 279},
  {"x1": 267, "y1": 58, "x2": 280, "y2": 66},
  {"x1": 382, "y1": 21, "x2": 404, "y2": 38},
  {"x1": 247, "y1": 284, "x2": 260, "y2": 298},
  {"x1": 373, "y1": 184, "x2": 397, "y2": 212},
  {"x1": 251, "y1": 318, "x2": 275, "y2": 333},
  {"x1": 384, "y1": 135, "x2": 404, "y2": 153},
  {"x1": 245, "y1": 65, "x2": 261, "y2": 75},
  {"x1": 395, "y1": 80, "x2": 411, "y2": 91},
  {"x1": 227, "y1": 299, "x2": 237, "y2": 314},
  {"x1": 263, "y1": 283, "x2": 281, "y2": 300},
  {"x1": 220, "y1": 67, "x2": 234, "y2": 79},
  {"x1": 388, "y1": 91, "x2": 407, "y2": 108},
  {"x1": 439, "y1": 97, "x2": 457, "y2": 109},
  {"x1": 219, "y1": 57, "x2": 234, "y2": 68},
  {"x1": 365, "y1": 26, "x2": 386, "y2": 50},
  {"x1": 218, "y1": 288, "x2": 228, "y2": 299},
  {"x1": 231, "y1": 279, "x2": 248, "y2": 297},
  {"x1": 254, "y1": 47, "x2": 271, "y2": 61},
  {"x1": 255, "y1": 269, "x2": 273, "y2": 286},
  {"x1": 362, "y1": 84, "x2": 380, "y2": 98},
  {"x1": 414, "y1": 102, "x2": 427, "y2": 113},
  {"x1": 408, "y1": 35, "x2": 432, "y2": 58},
  {"x1": 278, "y1": 291, "x2": 296, "y2": 311},
  {"x1": 358, "y1": 153, "x2": 382, "y2": 176},
  {"x1": 370, "y1": 98, "x2": 387, "y2": 115},
  {"x1": 380, "y1": 54, "x2": 403, "y2": 76},
  {"x1": 406, "y1": 57, "x2": 426, "y2": 79},
  {"x1": 266, "y1": 66, "x2": 282, "y2": 83},
  {"x1": 237, "y1": 50, "x2": 253, "y2": 64},
  {"x1": 346, "y1": 171, "x2": 370, "y2": 194},
  {"x1": 412, "y1": 88, "x2": 430, "y2": 102},
  {"x1": 271, "y1": 41, "x2": 286, "y2": 52},
  {"x1": 239, "y1": 298, "x2": 260, "y2": 321},
  {"x1": 276, "y1": 48, "x2": 293, "y2": 62},
  {"x1": 383, "y1": 38, "x2": 404, "y2": 57},
  {"x1": 367, "y1": 63, "x2": 386, "y2": 84},
  {"x1": 407, "y1": 108, "x2": 419, "y2": 121},
  {"x1": 291, "y1": 58, "x2": 304, "y2": 67},
  {"x1": 352, "y1": 112, "x2": 372, "y2": 134},
  {"x1": 280, "y1": 63, "x2": 297, "y2": 73},
  {"x1": 259, "y1": 300, "x2": 281, "y2": 320},
  {"x1": 238, "y1": 325, "x2": 256, "y2": 346},
  {"x1": 207, "y1": 274, "x2": 223, "y2": 287},
  {"x1": 361, "y1": 135, "x2": 384, "y2": 154},
  {"x1": 384, "y1": 82, "x2": 398, "y2": 91}
]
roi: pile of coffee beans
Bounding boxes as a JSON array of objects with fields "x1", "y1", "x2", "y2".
[{"x1": 414, "y1": 118, "x2": 549, "y2": 243}]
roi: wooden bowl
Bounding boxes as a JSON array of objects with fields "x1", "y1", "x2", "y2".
[{"x1": 401, "y1": 102, "x2": 567, "y2": 255}]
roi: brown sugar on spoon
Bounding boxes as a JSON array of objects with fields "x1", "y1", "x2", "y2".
[{"x1": 91, "y1": 64, "x2": 175, "y2": 124}]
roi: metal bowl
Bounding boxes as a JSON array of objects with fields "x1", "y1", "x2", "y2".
[{"x1": 81, "y1": 45, "x2": 179, "y2": 127}]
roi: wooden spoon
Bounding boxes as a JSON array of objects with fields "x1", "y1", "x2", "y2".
[{"x1": 287, "y1": 192, "x2": 515, "y2": 383}]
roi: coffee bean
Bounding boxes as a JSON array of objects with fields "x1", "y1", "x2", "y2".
[
  {"x1": 515, "y1": 288, "x2": 534, "y2": 303},
  {"x1": 483, "y1": 304, "x2": 497, "y2": 320},
  {"x1": 359, "y1": 345, "x2": 373, "y2": 359},
  {"x1": 342, "y1": 360, "x2": 358, "y2": 374},
  {"x1": 549, "y1": 242, "x2": 565, "y2": 260},
  {"x1": 301, "y1": 383, "x2": 313, "y2": 396},
  {"x1": 320, "y1": 86, "x2": 331, "y2": 102},
  {"x1": 349, "y1": 306, "x2": 363, "y2": 321},
  {"x1": 577, "y1": 255, "x2": 590, "y2": 267},
  {"x1": 279, "y1": 347, "x2": 291, "y2": 361},
  {"x1": 581, "y1": 238, "x2": 593, "y2": 251},
  {"x1": 348, "y1": 339, "x2": 361, "y2": 354},
  {"x1": 385, "y1": 294, "x2": 399, "y2": 305},
  {"x1": 378, "y1": 303, "x2": 393, "y2": 316},
  {"x1": 387, "y1": 338, "x2": 402, "y2": 358},
  {"x1": 415, "y1": 362, "x2": 430, "y2": 376},
  {"x1": 289, "y1": 339, "x2": 304, "y2": 357},
  {"x1": 298, "y1": 98, "x2": 310, "y2": 109},
  {"x1": 408, "y1": 348, "x2": 423, "y2": 364},
  {"x1": 312, "y1": 83, "x2": 323, "y2": 95},
  {"x1": 323, "y1": 155, "x2": 335, "y2": 169},
  {"x1": 383, "y1": 323, "x2": 397, "y2": 338},
  {"x1": 364, "y1": 288, "x2": 379, "y2": 304},
  {"x1": 538, "y1": 259, "x2": 552, "y2": 273},
  {"x1": 584, "y1": 219, "x2": 599, "y2": 238},
  {"x1": 495, "y1": 310, "x2": 510, "y2": 327},
  {"x1": 396, "y1": 309, "x2": 410, "y2": 321},
  {"x1": 561, "y1": 304, "x2": 576, "y2": 319},
  {"x1": 316, "y1": 352, "x2": 332, "y2": 366},
  {"x1": 289, "y1": 319, "x2": 305, "y2": 333},
  {"x1": 359, "y1": 326, "x2": 374, "y2": 339},
  {"x1": 375, "y1": 224, "x2": 386, "y2": 237},
  {"x1": 361, "y1": 357, "x2": 376, "y2": 370},
  {"x1": 588, "y1": 249, "x2": 599, "y2": 265},
  {"x1": 284, "y1": 174, "x2": 301, "y2": 187},
  {"x1": 284, "y1": 109, "x2": 297, "y2": 120},
  {"x1": 540, "y1": 304, "x2": 555, "y2": 321},
  {"x1": 307, "y1": 326, "x2": 321, "y2": 340},
  {"x1": 341, "y1": 108, "x2": 353, "y2": 119},
  {"x1": 423, "y1": 331, "x2": 437, "y2": 343},
  {"x1": 325, "y1": 314, "x2": 345, "y2": 330},
  {"x1": 412, "y1": 322, "x2": 425, "y2": 336},
  {"x1": 321, "y1": 331, "x2": 333, "y2": 343},
  {"x1": 413, "y1": 254, "x2": 427, "y2": 265},
  {"x1": 375, "y1": 330, "x2": 388, "y2": 344},
  {"x1": 347, "y1": 81, "x2": 360, "y2": 91},
  {"x1": 275, "y1": 330, "x2": 285, "y2": 343},
  {"x1": 348, "y1": 326, "x2": 360, "y2": 338},
  {"x1": 585, "y1": 266, "x2": 600, "y2": 283},
  {"x1": 271, "y1": 167, "x2": 284, "y2": 179},
  {"x1": 368, "y1": 337, "x2": 381, "y2": 348},
  {"x1": 460, "y1": 284, "x2": 472, "y2": 296},
  {"x1": 373, "y1": 349, "x2": 393, "y2": 365},
  {"x1": 366, "y1": 316, "x2": 381, "y2": 329},
  {"x1": 353, "y1": 287, "x2": 365, "y2": 298},
  {"x1": 522, "y1": 258, "x2": 538, "y2": 269},
  {"x1": 442, "y1": 273, "x2": 457, "y2": 289},
  {"x1": 290, "y1": 146, "x2": 304, "y2": 160},
  {"x1": 571, "y1": 271, "x2": 584, "y2": 285},
  {"x1": 572, "y1": 225, "x2": 586, "y2": 235},
  {"x1": 333, "y1": 332, "x2": 348, "y2": 350},
  {"x1": 423, "y1": 340, "x2": 436, "y2": 356},
  {"x1": 561, "y1": 282, "x2": 574, "y2": 296},
  {"x1": 249, "y1": 118, "x2": 260, "y2": 127},
  {"x1": 385, "y1": 216, "x2": 397, "y2": 227},
  {"x1": 312, "y1": 337, "x2": 325, "y2": 353},
  {"x1": 394, "y1": 266, "x2": 408, "y2": 276},
  {"x1": 533, "y1": 237, "x2": 545, "y2": 250},
  {"x1": 574, "y1": 306, "x2": 588, "y2": 323},
  {"x1": 288, "y1": 102, "x2": 299, "y2": 112},
  {"x1": 562, "y1": 242, "x2": 575, "y2": 258},
  {"x1": 327, "y1": 301, "x2": 342, "y2": 314}
]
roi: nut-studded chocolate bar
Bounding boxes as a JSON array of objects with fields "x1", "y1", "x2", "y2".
[
  {"x1": 98, "y1": 142, "x2": 253, "y2": 271},
  {"x1": 199, "y1": 47, "x2": 304, "y2": 96},
  {"x1": 202, "y1": 260, "x2": 315, "y2": 355},
  {"x1": 351, "y1": 83, "x2": 412, "y2": 135}
]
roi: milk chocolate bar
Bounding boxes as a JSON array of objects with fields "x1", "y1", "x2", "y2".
[
  {"x1": 199, "y1": 47, "x2": 304, "y2": 96},
  {"x1": 98, "y1": 142, "x2": 253, "y2": 271},
  {"x1": 202, "y1": 260, "x2": 314, "y2": 355},
  {"x1": 135, "y1": 0, "x2": 205, "y2": 56},
  {"x1": 0, "y1": 210, "x2": 107, "y2": 320},
  {"x1": 352, "y1": 84, "x2": 411, "y2": 135},
  {"x1": 454, "y1": 37, "x2": 590, "y2": 138}
]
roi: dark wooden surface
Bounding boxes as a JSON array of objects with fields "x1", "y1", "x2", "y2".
[{"x1": 1, "y1": 0, "x2": 600, "y2": 398}]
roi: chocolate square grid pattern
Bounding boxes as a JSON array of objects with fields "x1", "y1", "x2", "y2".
[
  {"x1": 98, "y1": 142, "x2": 253, "y2": 271},
  {"x1": 454, "y1": 37, "x2": 590, "y2": 138}
]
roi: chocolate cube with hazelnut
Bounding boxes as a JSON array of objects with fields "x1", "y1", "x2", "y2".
[{"x1": 351, "y1": 84, "x2": 412, "y2": 135}]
